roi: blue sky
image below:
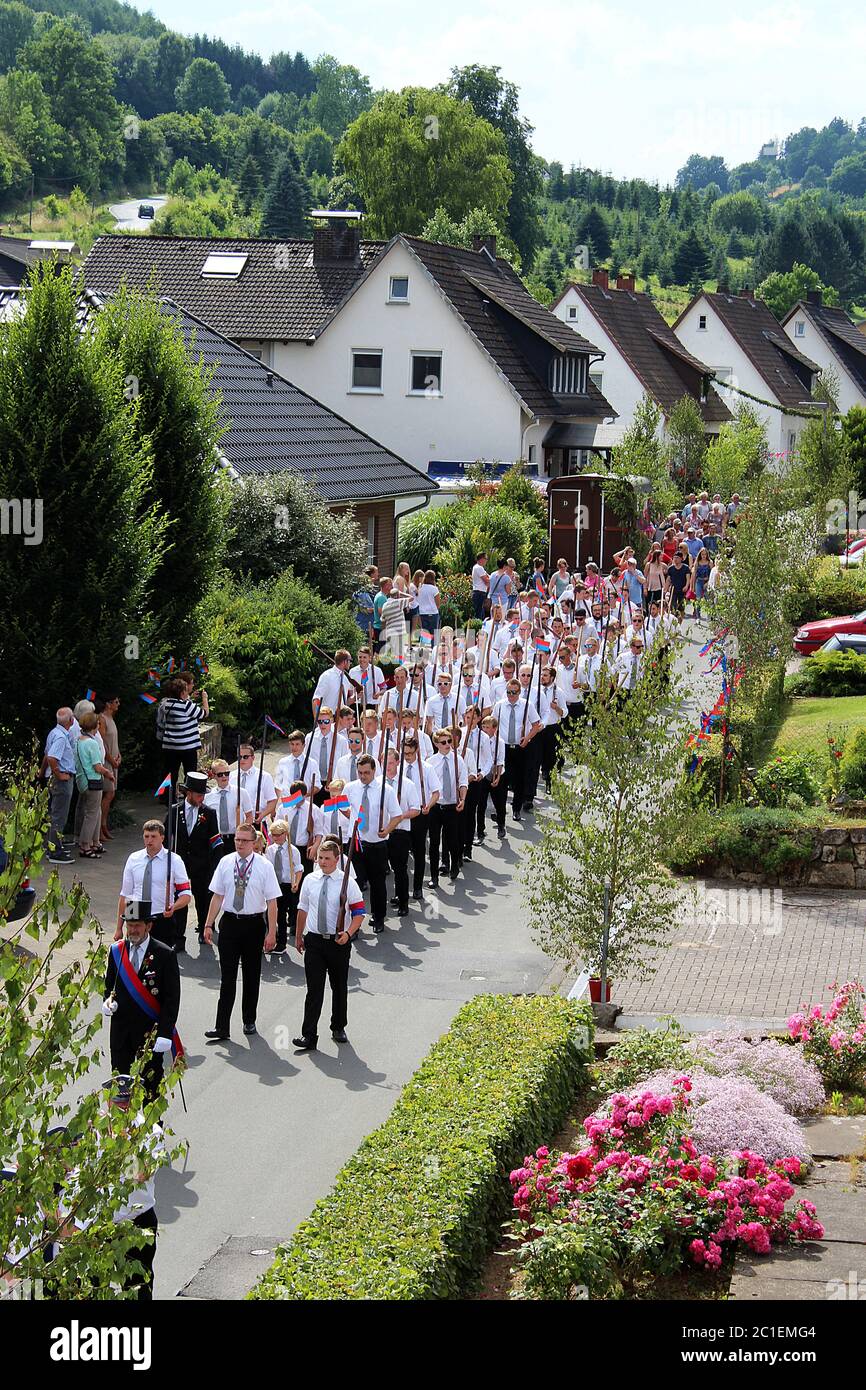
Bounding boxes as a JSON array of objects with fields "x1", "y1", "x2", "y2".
[{"x1": 142, "y1": 0, "x2": 866, "y2": 183}]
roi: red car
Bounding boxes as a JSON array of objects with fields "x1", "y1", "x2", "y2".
[{"x1": 794, "y1": 609, "x2": 866, "y2": 655}]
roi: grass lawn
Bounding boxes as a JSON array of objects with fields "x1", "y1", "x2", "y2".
[{"x1": 773, "y1": 695, "x2": 866, "y2": 756}]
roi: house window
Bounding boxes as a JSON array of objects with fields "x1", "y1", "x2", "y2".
[
  {"x1": 589, "y1": 370, "x2": 604, "y2": 394},
  {"x1": 410, "y1": 352, "x2": 442, "y2": 395},
  {"x1": 388, "y1": 276, "x2": 409, "y2": 302},
  {"x1": 794, "y1": 320, "x2": 805, "y2": 338},
  {"x1": 788, "y1": 430, "x2": 797, "y2": 454},
  {"x1": 527, "y1": 444, "x2": 537, "y2": 464},
  {"x1": 351, "y1": 350, "x2": 383, "y2": 391},
  {"x1": 568, "y1": 305, "x2": 577, "y2": 320},
  {"x1": 698, "y1": 314, "x2": 707, "y2": 330},
  {"x1": 549, "y1": 353, "x2": 586, "y2": 395}
]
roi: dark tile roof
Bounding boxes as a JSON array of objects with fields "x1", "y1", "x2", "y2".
[
  {"x1": 787, "y1": 300, "x2": 866, "y2": 397},
  {"x1": 0, "y1": 286, "x2": 433, "y2": 503},
  {"x1": 83, "y1": 235, "x2": 385, "y2": 341},
  {"x1": 0, "y1": 234, "x2": 77, "y2": 270},
  {"x1": 677, "y1": 291, "x2": 819, "y2": 410},
  {"x1": 400, "y1": 236, "x2": 613, "y2": 419},
  {"x1": 571, "y1": 283, "x2": 731, "y2": 425}
]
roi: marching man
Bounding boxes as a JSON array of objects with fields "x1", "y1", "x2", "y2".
[{"x1": 103, "y1": 899, "x2": 182, "y2": 1102}]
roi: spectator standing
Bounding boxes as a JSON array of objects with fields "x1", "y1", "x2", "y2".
[
  {"x1": 74, "y1": 712, "x2": 113, "y2": 859},
  {"x1": 371, "y1": 577, "x2": 392, "y2": 652},
  {"x1": 381, "y1": 576, "x2": 410, "y2": 658},
  {"x1": 471, "y1": 552, "x2": 490, "y2": 620},
  {"x1": 45, "y1": 707, "x2": 76, "y2": 864},
  {"x1": 352, "y1": 565, "x2": 379, "y2": 639},
  {"x1": 417, "y1": 569, "x2": 441, "y2": 637},
  {"x1": 156, "y1": 675, "x2": 208, "y2": 785},
  {"x1": 488, "y1": 558, "x2": 512, "y2": 610},
  {"x1": 97, "y1": 694, "x2": 121, "y2": 843}
]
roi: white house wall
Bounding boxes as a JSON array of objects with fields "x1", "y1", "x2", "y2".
[
  {"x1": 552, "y1": 286, "x2": 659, "y2": 442},
  {"x1": 675, "y1": 300, "x2": 808, "y2": 458},
  {"x1": 270, "y1": 242, "x2": 524, "y2": 476},
  {"x1": 783, "y1": 312, "x2": 866, "y2": 416}
]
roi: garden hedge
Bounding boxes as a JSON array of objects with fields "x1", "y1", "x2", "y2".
[{"x1": 251, "y1": 994, "x2": 593, "y2": 1301}]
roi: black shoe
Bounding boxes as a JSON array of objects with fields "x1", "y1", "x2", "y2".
[
  {"x1": 331, "y1": 1028, "x2": 349, "y2": 1044},
  {"x1": 449, "y1": 870, "x2": 459, "y2": 881},
  {"x1": 523, "y1": 801, "x2": 534, "y2": 812},
  {"x1": 463, "y1": 850, "x2": 472, "y2": 861},
  {"x1": 398, "y1": 904, "x2": 409, "y2": 916},
  {"x1": 204, "y1": 1029, "x2": 229, "y2": 1041},
  {"x1": 270, "y1": 944, "x2": 287, "y2": 955},
  {"x1": 427, "y1": 878, "x2": 439, "y2": 888},
  {"x1": 389, "y1": 896, "x2": 401, "y2": 907},
  {"x1": 512, "y1": 812, "x2": 523, "y2": 823},
  {"x1": 243, "y1": 1023, "x2": 257, "y2": 1036},
  {"x1": 411, "y1": 890, "x2": 424, "y2": 901},
  {"x1": 48, "y1": 849, "x2": 73, "y2": 864},
  {"x1": 371, "y1": 920, "x2": 385, "y2": 934},
  {"x1": 497, "y1": 826, "x2": 506, "y2": 839},
  {"x1": 292, "y1": 1036, "x2": 317, "y2": 1051},
  {"x1": 474, "y1": 834, "x2": 486, "y2": 845}
]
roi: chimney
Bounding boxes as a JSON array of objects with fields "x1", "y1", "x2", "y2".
[
  {"x1": 472, "y1": 233, "x2": 497, "y2": 258},
  {"x1": 311, "y1": 211, "x2": 361, "y2": 266},
  {"x1": 615, "y1": 272, "x2": 635, "y2": 292},
  {"x1": 591, "y1": 267, "x2": 609, "y2": 289},
  {"x1": 806, "y1": 288, "x2": 823, "y2": 306},
  {"x1": 716, "y1": 280, "x2": 729, "y2": 294},
  {"x1": 739, "y1": 285, "x2": 754, "y2": 300}
]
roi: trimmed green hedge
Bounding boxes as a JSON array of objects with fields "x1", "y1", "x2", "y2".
[{"x1": 251, "y1": 994, "x2": 593, "y2": 1301}]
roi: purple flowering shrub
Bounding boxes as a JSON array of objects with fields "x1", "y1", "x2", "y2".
[
  {"x1": 688, "y1": 1028, "x2": 825, "y2": 1116},
  {"x1": 634, "y1": 1070, "x2": 811, "y2": 1162}
]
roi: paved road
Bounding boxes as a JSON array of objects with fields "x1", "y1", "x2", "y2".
[
  {"x1": 45, "y1": 751, "x2": 556, "y2": 1299},
  {"x1": 108, "y1": 195, "x2": 167, "y2": 231}
]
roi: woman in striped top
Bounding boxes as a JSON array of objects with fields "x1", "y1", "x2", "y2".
[{"x1": 157, "y1": 675, "x2": 209, "y2": 783}]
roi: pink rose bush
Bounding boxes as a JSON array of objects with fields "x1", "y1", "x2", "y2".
[
  {"x1": 508, "y1": 1076, "x2": 822, "y2": 1293},
  {"x1": 787, "y1": 981, "x2": 866, "y2": 1092}
]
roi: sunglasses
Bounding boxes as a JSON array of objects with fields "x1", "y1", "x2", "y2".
[
  {"x1": 317, "y1": 719, "x2": 332, "y2": 726},
  {"x1": 215, "y1": 771, "x2": 230, "y2": 778},
  {"x1": 239, "y1": 754, "x2": 254, "y2": 761}
]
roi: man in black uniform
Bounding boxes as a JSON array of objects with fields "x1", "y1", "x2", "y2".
[
  {"x1": 165, "y1": 771, "x2": 222, "y2": 949},
  {"x1": 102, "y1": 900, "x2": 182, "y2": 1102}
]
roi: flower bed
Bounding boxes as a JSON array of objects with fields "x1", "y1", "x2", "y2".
[
  {"x1": 251, "y1": 995, "x2": 593, "y2": 1301},
  {"x1": 788, "y1": 981, "x2": 866, "y2": 1092},
  {"x1": 507, "y1": 1077, "x2": 823, "y2": 1299}
]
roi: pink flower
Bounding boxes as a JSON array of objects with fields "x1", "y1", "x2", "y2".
[{"x1": 535, "y1": 1146, "x2": 549, "y2": 1159}]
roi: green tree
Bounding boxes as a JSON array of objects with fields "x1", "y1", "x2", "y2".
[
  {"x1": 92, "y1": 287, "x2": 229, "y2": 654},
  {"x1": 575, "y1": 205, "x2": 611, "y2": 261},
  {"x1": 671, "y1": 228, "x2": 709, "y2": 285},
  {"x1": 676, "y1": 153, "x2": 729, "y2": 192},
  {"x1": 0, "y1": 266, "x2": 164, "y2": 755},
  {"x1": 21, "y1": 19, "x2": 122, "y2": 181},
  {"x1": 447, "y1": 63, "x2": 542, "y2": 266},
  {"x1": 259, "y1": 146, "x2": 312, "y2": 238},
  {"x1": 0, "y1": 0, "x2": 33, "y2": 72},
  {"x1": 828, "y1": 151, "x2": 866, "y2": 198},
  {"x1": 224, "y1": 471, "x2": 365, "y2": 600},
  {"x1": 300, "y1": 126, "x2": 333, "y2": 176},
  {"x1": 664, "y1": 396, "x2": 707, "y2": 495},
  {"x1": 756, "y1": 262, "x2": 840, "y2": 319},
  {"x1": 522, "y1": 657, "x2": 692, "y2": 992},
  {"x1": 166, "y1": 154, "x2": 195, "y2": 196},
  {"x1": 0, "y1": 766, "x2": 182, "y2": 1298},
  {"x1": 236, "y1": 152, "x2": 263, "y2": 211},
  {"x1": 708, "y1": 191, "x2": 764, "y2": 236},
  {"x1": 611, "y1": 394, "x2": 678, "y2": 518},
  {"x1": 175, "y1": 57, "x2": 231, "y2": 115},
  {"x1": 0, "y1": 66, "x2": 62, "y2": 173},
  {"x1": 308, "y1": 55, "x2": 374, "y2": 138},
  {"x1": 336, "y1": 87, "x2": 511, "y2": 239},
  {"x1": 842, "y1": 405, "x2": 866, "y2": 500}
]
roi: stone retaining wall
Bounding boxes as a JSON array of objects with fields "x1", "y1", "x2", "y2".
[
  {"x1": 712, "y1": 826, "x2": 866, "y2": 887},
  {"x1": 200, "y1": 722, "x2": 222, "y2": 767}
]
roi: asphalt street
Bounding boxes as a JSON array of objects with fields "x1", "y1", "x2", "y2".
[{"x1": 108, "y1": 195, "x2": 167, "y2": 231}]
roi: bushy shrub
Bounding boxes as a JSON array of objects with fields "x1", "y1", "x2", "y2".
[
  {"x1": 438, "y1": 572, "x2": 473, "y2": 627},
  {"x1": 666, "y1": 806, "x2": 822, "y2": 876},
  {"x1": 785, "y1": 651, "x2": 866, "y2": 698},
  {"x1": 252, "y1": 995, "x2": 593, "y2": 1300},
  {"x1": 604, "y1": 1019, "x2": 691, "y2": 1092},
  {"x1": 787, "y1": 558, "x2": 866, "y2": 626},
  {"x1": 751, "y1": 750, "x2": 822, "y2": 808},
  {"x1": 200, "y1": 658, "x2": 245, "y2": 728},
  {"x1": 840, "y1": 728, "x2": 866, "y2": 797},
  {"x1": 688, "y1": 1030, "x2": 825, "y2": 1115},
  {"x1": 398, "y1": 503, "x2": 466, "y2": 573},
  {"x1": 788, "y1": 982, "x2": 866, "y2": 1092},
  {"x1": 494, "y1": 461, "x2": 547, "y2": 528},
  {"x1": 635, "y1": 1071, "x2": 811, "y2": 1161},
  {"x1": 268, "y1": 573, "x2": 360, "y2": 657},
  {"x1": 435, "y1": 499, "x2": 544, "y2": 577}
]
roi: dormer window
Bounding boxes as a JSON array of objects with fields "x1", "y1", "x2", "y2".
[
  {"x1": 549, "y1": 353, "x2": 586, "y2": 395},
  {"x1": 201, "y1": 253, "x2": 248, "y2": 278},
  {"x1": 794, "y1": 320, "x2": 805, "y2": 338},
  {"x1": 389, "y1": 276, "x2": 409, "y2": 302}
]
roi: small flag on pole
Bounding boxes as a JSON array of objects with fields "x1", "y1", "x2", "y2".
[
  {"x1": 534, "y1": 638, "x2": 551, "y2": 654},
  {"x1": 166, "y1": 656, "x2": 175, "y2": 673},
  {"x1": 84, "y1": 688, "x2": 96, "y2": 702},
  {"x1": 264, "y1": 714, "x2": 287, "y2": 737},
  {"x1": 418, "y1": 631, "x2": 434, "y2": 648},
  {"x1": 147, "y1": 669, "x2": 161, "y2": 684},
  {"x1": 154, "y1": 773, "x2": 172, "y2": 798},
  {"x1": 139, "y1": 692, "x2": 157, "y2": 705},
  {"x1": 323, "y1": 793, "x2": 350, "y2": 813},
  {"x1": 361, "y1": 668, "x2": 370, "y2": 684},
  {"x1": 281, "y1": 791, "x2": 304, "y2": 812}
]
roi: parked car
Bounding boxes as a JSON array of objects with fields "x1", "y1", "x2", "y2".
[
  {"x1": 839, "y1": 537, "x2": 866, "y2": 568},
  {"x1": 0, "y1": 835, "x2": 35, "y2": 923},
  {"x1": 794, "y1": 609, "x2": 866, "y2": 655},
  {"x1": 819, "y1": 632, "x2": 866, "y2": 655},
  {"x1": 138, "y1": 203, "x2": 155, "y2": 219}
]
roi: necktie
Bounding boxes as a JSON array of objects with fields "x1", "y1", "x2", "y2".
[
  {"x1": 187, "y1": 803, "x2": 196, "y2": 834},
  {"x1": 218, "y1": 790, "x2": 229, "y2": 832},
  {"x1": 317, "y1": 874, "x2": 331, "y2": 935},
  {"x1": 233, "y1": 856, "x2": 249, "y2": 912},
  {"x1": 141, "y1": 855, "x2": 153, "y2": 907},
  {"x1": 361, "y1": 785, "x2": 370, "y2": 837},
  {"x1": 291, "y1": 806, "x2": 303, "y2": 843},
  {"x1": 441, "y1": 698, "x2": 450, "y2": 727},
  {"x1": 318, "y1": 736, "x2": 328, "y2": 778},
  {"x1": 350, "y1": 755, "x2": 357, "y2": 780},
  {"x1": 442, "y1": 757, "x2": 453, "y2": 804},
  {"x1": 277, "y1": 845, "x2": 286, "y2": 883},
  {"x1": 507, "y1": 702, "x2": 517, "y2": 746},
  {"x1": 131, "y1": 942, "x2": 142, "y2": 974},
  {"x1": 629, "y1": 657, "x2": 638, "y2": 690}
]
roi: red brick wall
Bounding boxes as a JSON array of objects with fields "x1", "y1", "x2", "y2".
[{"x1": 331, "y1": 499, "x2": 396, "y2": 575}]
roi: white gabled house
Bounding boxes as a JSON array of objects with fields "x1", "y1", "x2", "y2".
[{"x1": 781, "y1": 291, "x2": 866, "y2": 415}]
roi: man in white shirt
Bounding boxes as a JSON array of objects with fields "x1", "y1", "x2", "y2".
[
  {"x1": 312, "y1": 649, "x2": 355, "y2": 720},
  {"x1": 428, "y1": 728, "x2": 469, "y2": 884},
  {"x1": 383, "y1": 748, "x2": 422, "y2": 916},
  {"x1": 303, "y1": 709, "x2": 349, "y2": 797},
  {"x1": 615, "y1": 636, "x2": 645, "y2": 695},
  {"x1": 343, "y1": 756, "x2": 402, "y2": 931},
  {"x1": 577, "y1": 635, "x2": 605, "y2": 695},
  {"x1": 377, "y1": 664, "x2": 412, "y2": 715},
  {"x1": 203, "y1": 824, "x2": 281, "y2": 1040},
  {"x1": 275, "y1": 732, "x2": 307, "y2": 796},
  {"x1": 425, "y1": 672, "x2": 458, "y2": 736},
  {"x1": 265, "y1": 818, "x2": 303, "y2": 954},
  {"x1": 282, "y1": 779, "x2": 325, "y2": 869},
  {"x1": 473, "y1": 713, "x2": 507, "y2": 840},
  {"x1": 536, "y1": 666, "x2": 565, "y2": 798},
  {"x1": 229, "y1": 745, "x2": 277, "y2": 824},
  {"x1": 335, "y1": 727, "x2": 367, "y2": 784},
  {"x1": 471, "y1": 551, "x2": 490, "y2": 621},
  {"x1": 493, "y1": 682, "x2": 542, "y2": 823},
  {"x1": 398, "y1": 735, "x2": 441, "y2": 900},
  {"x1": 349, "y1": 646, "x2": 387, "y2": 704},
  {"x1": 204, "y1": 761, "x2": 255, "y2": 856},
  {"x1": 456, "y1": 664, "x2": 492, "y2": 719},
  {"x1": 116, "y1": 820, "x2": 191, "y2": 950},
  {"x1": 292, "y1": 840, "x2": 366, "y2": 1051}
]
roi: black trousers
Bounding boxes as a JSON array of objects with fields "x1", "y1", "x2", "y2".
[
  {"x1": 110, "y1": 1023, "x2": 165, "y2": 1104},
  {"x1": 215, "y1": 911, "x2": 267, "y2": 1031},
  {"x1": 429, "y1": 803, "x2": 460, "y2": 877},
  {"x1": 540, "y1": 724, "x2": 560, "y2": 789},
  {"x1": 301, "y1": 932, "x2": 351, "y2": 1039},
  {"x1": 359, "y1": 839, "x2": 390, "y2": 922},
  {"x1": 189, "y1": 868, "x2": 211, "y2": 935},
  {"x1": 124, "y1": 1208, "x2": 158, "y2": 1301},
  {"x1": 388, "y1": 828, "x2": 412, "y2": 909},
  {"x1": 409, "y1": 813, "x2": 429, "y2": 893},
  {"x1": 275, "y1": 882, "x2": 297, "y2": 949},
  {"x1": 524, "y1": 736, "x2": 542, "y2": 804},
  {"x1": 162, "y1": 748, "x2": 198, "y2": 784},
  {"x1": 503, "y1": 745, "x2": 528, "y2": 815},
  {"x1": 148, "y1": 912, "x2": 175, "y2": 950},
  {"x1": 463, "y1": 781, "x2": 483, "y2": 850}
]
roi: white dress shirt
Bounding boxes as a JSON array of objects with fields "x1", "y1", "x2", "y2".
[
  {"x1": 208, "y1": 851, "x2": 281, "y2": 914},
  {"x1": 615, "y1": 650, "x2": 644, "y2": 689},
  {"x1": 121, "y1": 847, "x2": 190, "y2": 908},
  {"x1": 275, "y1": 751, "x2": 307, "y2": 792},
  {"x1": 538, "y1": 685, "x2": 564, "y2": 726},
  {"x1": 299, "y1": 868, "x2": 364, "y2": 936},
  {"x1": 343, "y1": 778, "x2": 402, "y2": 842},
  {"x1": 399, "y1": 758, "x2": 441, "y2": 808},
  {"x1": 205, "y1": 785, "x2": 255, "y2": 830},
  {"x1": 577, "y1": 653, "x2": 604, "y2": 693},
  {"x1": 266, "y1": 840, "x2": 302, "y2": 886},
  {"x1": 492, "y1": 697, "x2": 540, "y2": 746},
  {"x1": 425, "y1": 693, "x2": 459, "y2": 731},
  {"x1": 334, "y1": 750, "x2": 368, "y2": 784},
  {"x1": 429, "y1": 751, "x2": 468, "y2": 804},
  {"x1": 556, "y1": 662, "x2": 583, "y2": 706},
  {"x1": 349, "y1": 664, "x2": 386, "y2": 699},
  {"x1": 285, "y1": 796, "x2": 325, "y2": 848},
  {"x1": 456, "y1": 674, "x2": 492, "y2": 716},
  {"x1": 303, "y1": 730, "x2": 349, "y2": 785},
  {"x1": 229, "y1": 767, "x2": 277, "y2": 818},
  {"x1": 313, "y1": 666, "x2": 353, "y2": 713},
  {"x1": 384, "y1": 774, "x2": 422, "y2": 831}
]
